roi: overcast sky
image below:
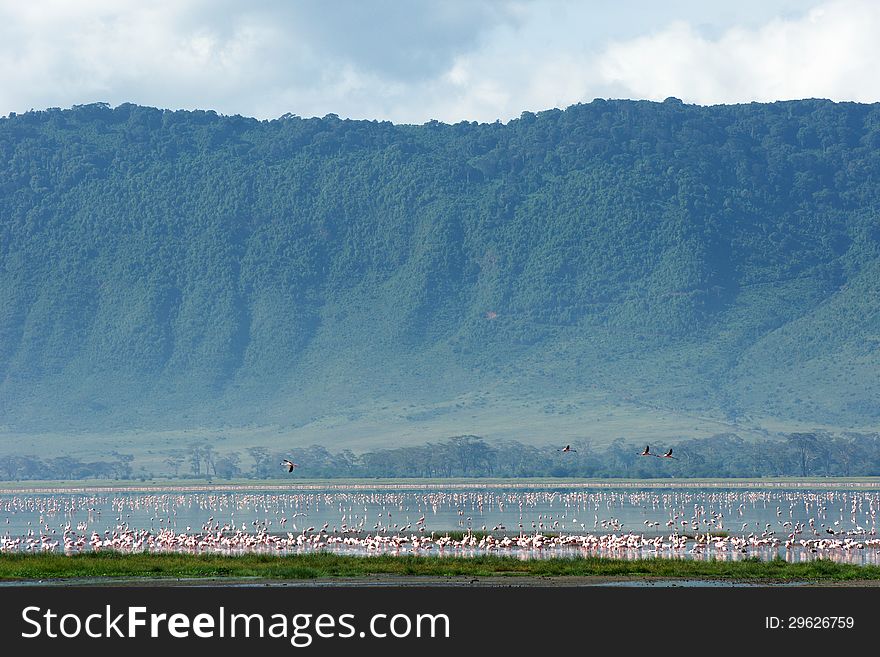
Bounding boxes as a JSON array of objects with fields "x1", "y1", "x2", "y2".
[{"x1": 1, "y1": 0, "x2": 877, "y2": 124}]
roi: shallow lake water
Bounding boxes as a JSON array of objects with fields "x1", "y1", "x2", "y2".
[{"x1": 1, "y1": 484, "x2": 878, "y2": 563}]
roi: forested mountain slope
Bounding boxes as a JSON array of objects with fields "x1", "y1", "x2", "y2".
[{"x1": 1, "y1": 98, "x2": 879, "y2": 436}]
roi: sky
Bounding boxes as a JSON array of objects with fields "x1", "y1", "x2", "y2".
[{"x1": 0, "y1": 0, "x2": 878, "y2": 124}]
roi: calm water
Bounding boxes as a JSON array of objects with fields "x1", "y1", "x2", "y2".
[{"x1": 2, "y1": 485, "x2": 878, "y2": 563}]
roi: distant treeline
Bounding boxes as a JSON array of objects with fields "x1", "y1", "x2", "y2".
[
  {"x1": 0, "y1": 451, "x2": 133, "y2": 481},
  {"x1": 2, "y1": 432, "x2": 880, "y2": 481}
]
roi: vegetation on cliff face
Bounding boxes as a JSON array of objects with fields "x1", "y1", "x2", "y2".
[{"x1": 1, "y1": 98, "x2": 879, "y2": 437}]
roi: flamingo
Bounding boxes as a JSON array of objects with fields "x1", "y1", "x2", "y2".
[
  {"x1": 561, "y1": 445, "x2": 576, "y2": 453},
  {"x1": 280, "y1": 459, "x2": 299, "y2": 473},
  {"x1": 640, "y1": 445, "x2": 655, "y2": 457},
  {"x1": 661, "y1": 448, "x2": 677, "y2": 459}
]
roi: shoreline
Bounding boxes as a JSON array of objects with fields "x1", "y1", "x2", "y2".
[
  {"x1": 4, "y1": 477, "x2": 880, "y2": 494},
  {"x1": 0, "y1": 574, "x2": 842, "y2": 587},
  {"x1": 4, "y1": 573, "x2": 880, "y2": 588},
  {"x1": 3, "y1": 552, "x2": 880, "y2": 583}
]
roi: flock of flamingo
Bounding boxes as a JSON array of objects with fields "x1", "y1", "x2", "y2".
[{"x1": 2, "y1": 486, "x2": 880, "y2": 564}]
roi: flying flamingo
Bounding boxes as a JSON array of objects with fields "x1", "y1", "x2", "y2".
[
  {"x1": 280, "y1": 459, "x2": 299, "y2": 473},
  {"x1": 661, "y1": 448, "x2": 677, "y2": 459},
  {"x1": 639, "y1": 445, "x2": 655, "y2": 457},
  {"x1": 561, "y1": 445, "x2": 577, "y2": 453}
]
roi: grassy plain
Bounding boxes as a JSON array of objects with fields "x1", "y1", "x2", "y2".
[
  {"x1": 7, "y1": 389, "x2": 871, "y2": 472},
  {"x1": 0, "y1": 553, "x2": 877, "y2": 583}
]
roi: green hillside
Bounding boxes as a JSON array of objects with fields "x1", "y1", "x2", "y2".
[{"x1": 1, "y1": 98, "x2": 879, "y2": 445}]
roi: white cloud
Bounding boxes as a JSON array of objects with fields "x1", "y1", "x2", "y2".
[
  {"x1": 0, "y1": 0, "x2": 876, "y2": 123},
  {"x1": 598, "y1": 0, "x2": 880, "y2": 104}
]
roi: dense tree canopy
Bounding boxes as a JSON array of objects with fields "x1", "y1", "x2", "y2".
[{"x1": 1, "y1": 99, "x2": 879, "y2": 433}]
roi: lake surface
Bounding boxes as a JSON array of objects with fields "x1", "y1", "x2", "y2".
[{"x1": 2, "y1": 484, "x2": 878, "y2": 563}]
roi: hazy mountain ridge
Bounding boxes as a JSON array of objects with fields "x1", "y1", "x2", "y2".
[{"x1": 1, "y1": 98, "x2": 879, "y2": 436}]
